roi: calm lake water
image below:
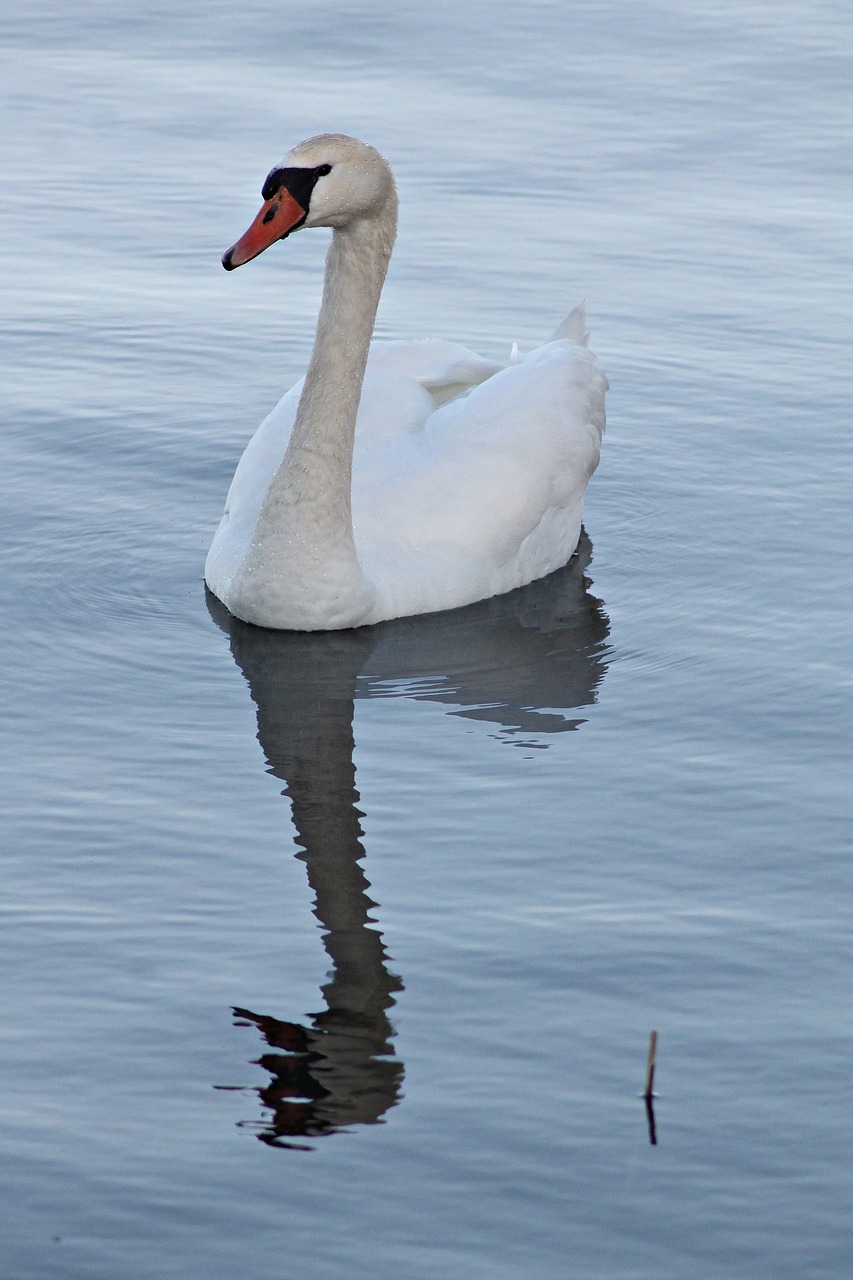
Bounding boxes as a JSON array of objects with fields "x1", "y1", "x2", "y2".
[{"x1": 2, "y1": 2, "x2": 852, "y2": 1276}]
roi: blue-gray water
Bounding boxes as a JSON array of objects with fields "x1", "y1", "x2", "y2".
[{"x1": 2, "y1": 3, "x2": 852, "y2": 1276}]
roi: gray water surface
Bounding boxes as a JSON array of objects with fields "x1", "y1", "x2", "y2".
[{"x1": 2, "y1": 2, "x2": 852, "y2": 1277}]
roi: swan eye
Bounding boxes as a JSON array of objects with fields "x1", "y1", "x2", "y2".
[{"x1": 315, "y1": 163, "x2": 332, "y2": 178}]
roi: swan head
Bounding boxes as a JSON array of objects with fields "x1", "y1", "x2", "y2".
[{"x1": 222, "y1": 134, "x2": 396, "y2": 270}]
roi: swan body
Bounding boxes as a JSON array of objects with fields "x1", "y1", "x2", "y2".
[{"x1": 205, "y1": 134, "x2": 606, "y2": 631}]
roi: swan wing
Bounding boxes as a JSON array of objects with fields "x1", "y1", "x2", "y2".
[
  {"x1": 354, "y1": 339, "x2": 505, "y2": 445},
  {"x1": 353, "y1": 337, "x2": 606, "y2": 621},
  {"x1": 366, "y1": 337, "x2": 504, "y2": 389}
]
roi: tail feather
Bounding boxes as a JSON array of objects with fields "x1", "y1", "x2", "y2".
[{"x1": 549, "y1": 304, "x2": 588, "y2": 346}]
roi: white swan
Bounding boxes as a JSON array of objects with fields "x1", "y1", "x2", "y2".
[{"x1": 205, "y1": 134, "x2": 607, "y2": 631}]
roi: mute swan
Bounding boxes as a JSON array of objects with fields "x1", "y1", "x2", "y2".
[{"x1": 205, "y1": 134, "x2": 607, "y2": 631}]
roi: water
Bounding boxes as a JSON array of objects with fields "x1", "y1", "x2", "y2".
[{"x1": 2, "y1": 2, "x2": 852, "y2": 1276}]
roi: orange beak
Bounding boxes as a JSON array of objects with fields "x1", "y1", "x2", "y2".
[{"x1": 221, "y1": 188, "x2": 308, "y2": 270}]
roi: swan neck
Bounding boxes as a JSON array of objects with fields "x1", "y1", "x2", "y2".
[{"x1": 293, "y1": 212, "x2": 395, "y2": 467}]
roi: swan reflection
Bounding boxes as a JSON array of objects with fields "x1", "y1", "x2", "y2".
[{"x1": 208, "y1": 532, "x2": 610, "y2": 1148}]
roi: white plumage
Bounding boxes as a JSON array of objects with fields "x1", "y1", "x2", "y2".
[{"x1": 205, "y1": 135, "x2": 606, "y2": 631}]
